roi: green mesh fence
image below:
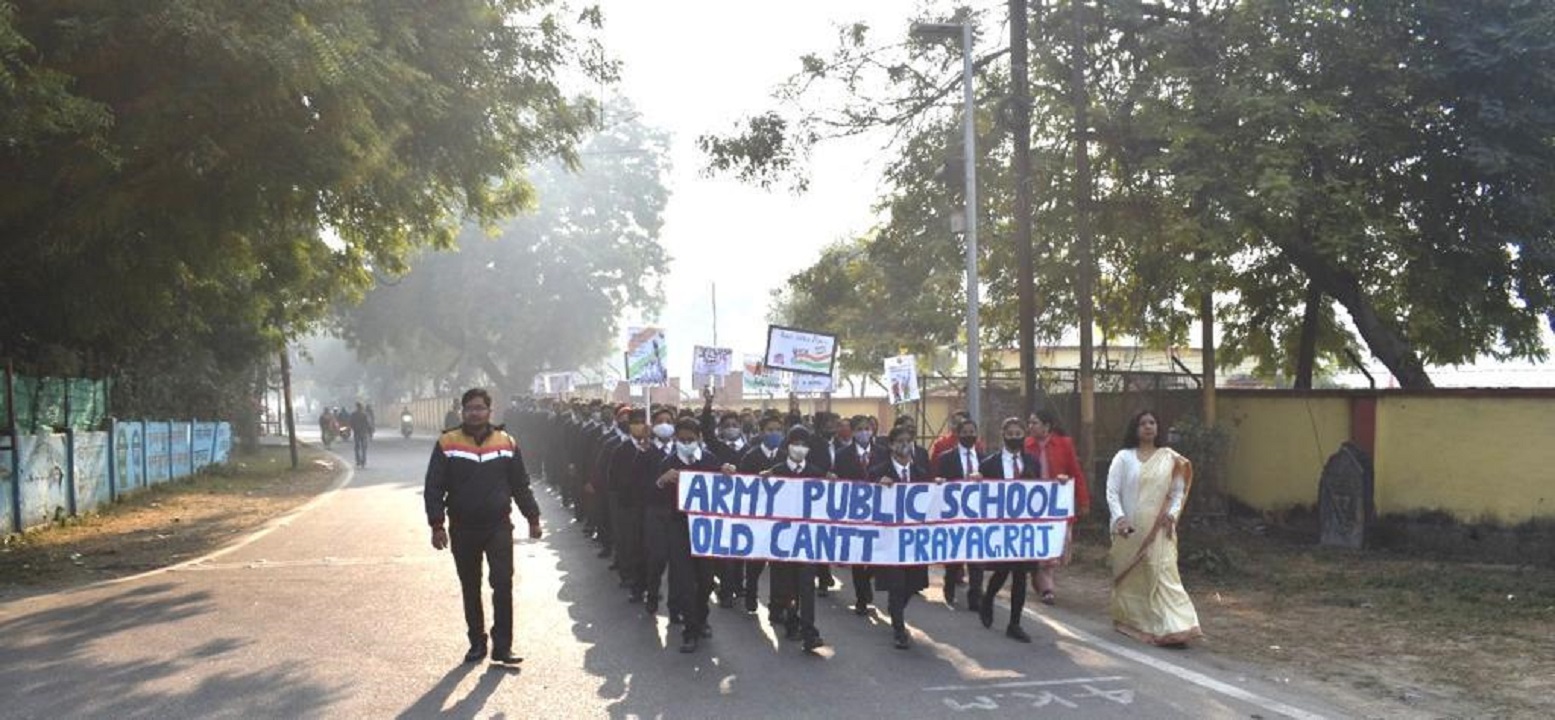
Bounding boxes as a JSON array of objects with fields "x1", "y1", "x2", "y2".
[{"x1": 0, "y1": 374, "x2": 111, "y2": 432}]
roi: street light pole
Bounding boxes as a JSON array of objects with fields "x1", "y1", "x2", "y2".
[{"x1": 912, "y1": 21, "x2": 980, "y2": 427}]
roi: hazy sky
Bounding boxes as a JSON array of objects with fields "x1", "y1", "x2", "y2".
[{"x1": 584, "y1": 1, "x2": 925, "y2": 392}]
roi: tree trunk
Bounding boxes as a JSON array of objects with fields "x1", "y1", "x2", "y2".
[
  {"x1": 1293, "y1": 280, "x2": 1322, "y2": 389},
  {"x1": 1283, "y1": 244, "x2": 1434, "y2": 388}
]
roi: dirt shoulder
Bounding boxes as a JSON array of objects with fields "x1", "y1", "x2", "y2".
[
  {"x1": 1048, "y1": 519, "x2": 1555, "y2": 719},
  {"x1": 0, "y1": 443, "x2": 344, "y2": 598}
]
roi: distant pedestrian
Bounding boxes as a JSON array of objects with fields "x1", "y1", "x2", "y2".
[
  {"x1": 425, "y1": 388, "x2": 543, "y2": 664},
  {"x1": 318, "y1": 408, "x2": 336, "y2": 447},
  {"x1": 349, "y1": 402, "x2": 373, "y2": 467},
  {"x1": 443, "y1": 401, "x2": 461, "y2": 431}
]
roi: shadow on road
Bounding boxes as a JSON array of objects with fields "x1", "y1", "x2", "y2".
[
  {"x1": 396, "y1": 663, "x2": 520, "y2": 719},
  {"x1": 0, "y1": 582, "x2": 346, "y2": 716}
]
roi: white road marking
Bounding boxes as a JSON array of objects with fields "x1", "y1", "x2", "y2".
[
  {"x1": 1009, "y1": 600, "x2": 1330, "y2": 720},
  {"x1": 923, "y1": 675, "x2": 1128, "y2": 692}
]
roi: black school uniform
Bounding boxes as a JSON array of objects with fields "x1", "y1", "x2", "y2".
[
  {"x1": 651, "y1": 446, "x2": 723, "y2": 647},
  {"x1": 866, "y1": 456, "x2": 931, "y2": 643},
  {"x1": 737, "y1": 442, "x2": 784, "y2": 612},
  {"x1": 833, "y1": 440, "x2": 882, "y2": 608},
  {"x1": 765, "y1": 456, "x2": 827, "y2": 644},
  {"x1": 977, "y1": 448, "x2": 1041, "y2": 631},
  {"x1": 935, "y1": 445, "x2": 988, "y2": 608}
]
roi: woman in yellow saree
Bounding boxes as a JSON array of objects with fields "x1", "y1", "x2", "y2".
[{"x1": 1106, "y1": 410, "x2": 1202, "y2": 646}]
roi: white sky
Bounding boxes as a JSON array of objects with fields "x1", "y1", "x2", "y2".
[{"x1": 581, "y1": 1, "x2": 920, "y2": 391}]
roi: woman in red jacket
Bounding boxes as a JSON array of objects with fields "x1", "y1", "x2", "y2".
[{"x1": 1024, "y1": 409, "x2": 1089, "y2": 605}]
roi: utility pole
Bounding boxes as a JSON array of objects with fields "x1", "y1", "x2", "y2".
[
  {"x1": 1071, "y1": 0, "x2": 1097, "y2": 474},
  {"x1": 1011, "y1": 0, "x2": 1038, "y2": 416}
]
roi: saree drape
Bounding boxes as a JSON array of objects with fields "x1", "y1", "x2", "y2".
[{"x1": 1109, "y1": 448, "x2": 1202, "y2": 646}]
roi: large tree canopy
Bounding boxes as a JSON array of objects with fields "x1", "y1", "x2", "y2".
[
  {"x1": 336, "y1": 99, "x2": 672, "y2": 398},
  {"x1": 706, "y1": 0, "x2": 1555, "y2": 388},
  {"x1": 0, "y1": 0, "x2": 612, "y2": 416}
]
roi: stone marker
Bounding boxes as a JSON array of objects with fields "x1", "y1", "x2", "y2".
[{"x1": 1319, "y1": 442, "x2": 1373, "y2": 549}]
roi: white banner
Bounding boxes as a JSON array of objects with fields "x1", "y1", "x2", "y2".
[
  {"x1": 884, "y1": 354, "x2": 921, "y2": 404},
  {"x1": 791, "y1": 373, "x2": 834, "y2": 394},
  {"x1": 764, "y1": 325, "x2": 837, "y2": 377},
  {"x1": 742, "y1": 354, "x2": 781, "y2": 392},
  {"x1": 626, "y1": 327, "x2": 668, "y2": 386},
  {"x1": 692, "y1": 346, "x2": 733, "y2": 377},
  {"x1": 676, "y1": 472, "x2": 1073, "y2": 565}
]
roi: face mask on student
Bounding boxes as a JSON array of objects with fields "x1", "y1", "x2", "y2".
[
  {"x1": 1004, "y1": 437, "x2": 1024, "y2": 451},
  {"x1": 788, "y1": 445, "x2": 810, "y2": 462},
  {"x1": 854, "y1": 430, "x2": 873, "y2": 445},
  {"x1": 719, "y1": 427, "x2": 742, "y2": 441},
  {"x1": 958, "y1": 435, "x2": 978, "y2": 449},
  {"x1": 676, "y1": 440, "x2": 699, "y2": 460},
  {"x1": 652, "y1": 423, "x2": 675, "y2": 440},
  {"x1": 892, "y1": 441, "x2": 913, "y2": 457},
  {"x1": 762, "y1": 431, "x2": 783, "y2": 449}
]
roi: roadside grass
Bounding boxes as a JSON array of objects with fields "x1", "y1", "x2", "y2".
[
  {"x1": 1058, "y1": 519, "x2": 1555, "y2": 717},
  {"x1": 0, "y1": 444, "x2": 342, "y2": 592}
]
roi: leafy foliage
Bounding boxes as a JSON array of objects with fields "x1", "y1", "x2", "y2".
[
  {"x1": 335, "y1": 99, "x2": 672, "y2": 398},
  {"x1": 0, "y1": 0, "x2": 611, "y2": 418},
  {"x1": 705, "y1": 0, "x2": 1555, "y2": 388}
]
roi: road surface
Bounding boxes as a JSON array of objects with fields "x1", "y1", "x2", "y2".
[{"x1": 0, "y1": 434, "x2": 1344, "y2": 718}]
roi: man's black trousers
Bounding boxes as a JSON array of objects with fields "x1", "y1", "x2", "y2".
[{"x1": 451, "y1": 523, "x2": 515, "y2": 652}]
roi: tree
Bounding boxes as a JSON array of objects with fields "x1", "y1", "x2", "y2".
[
  {"x1": 704, "y1": 0, "x2": 1555, "y2": 389},
  {"x1": 0, "y1": 0, "x2": 612, "y2": 417},
  {"x1": 336, "y1": 98, "x2": 672, "y2": 397}
]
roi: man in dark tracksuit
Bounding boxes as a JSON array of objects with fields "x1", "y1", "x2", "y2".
[{"x1": 424, "y1": 388, "x2": 543, "y2": 665}]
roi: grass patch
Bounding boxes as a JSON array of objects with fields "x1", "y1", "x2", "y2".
[{"x1": 0, "y1": 444, "x2": 342, "y2": 592}]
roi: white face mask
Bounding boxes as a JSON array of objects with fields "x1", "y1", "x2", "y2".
[
  {"x1": 652, "y1": 423, "x2": 674, "y2": 440},
  {"x1": 788, "y1": 445, "x2": 810, "y2": 463},
  {"x1": 676, "y1": 440, "x2": 699, "y2": 460}
]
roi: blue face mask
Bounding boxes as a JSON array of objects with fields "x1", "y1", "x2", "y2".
[
  {"x1": 762, "y1": 431, "x2": 783, "y2": 449},
  {"x1": 854, "y1": 430, "x2": 873, "y2": 445}
]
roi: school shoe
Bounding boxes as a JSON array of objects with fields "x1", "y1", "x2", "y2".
[
  {"x1": 853, "y1": 601, "x2": 869, "y2": 616},
  {"x1": 966, "y1": 590, "x2": 983, "y2": 612},
  {"x1": 744, "y1": 596, "x2": 759, "y2": 613},
  {"x1": 892, "y1": 629, "x2": 911, "y2": 650},
  {"x1": 944, "y1": 583, "x2": 958, "y2": 606},
  {"x1": 490, "y1": 649, "x2": 523, "y2": 664},
  {"x1": 803, "y1": 634, "x2": 826, "y2": 652},
  {"x1": 644, "y1": 598, "x2": 658, "y2": 615},
  {"x1": 718, "y1": 593, "x2": 735, "y2": 609},
  {"x1": 463, "y1": 641, "x2": 488, "y2": 663},
  {"x1": 978, "y1": 598, "x2": 994, "y2": 629},
  {"x1": 1006, "y1": 625, "x2": 1032, "y2": 643},
  {"x1": 785, "y1": 619, "x2": 802, "y2": 641}
]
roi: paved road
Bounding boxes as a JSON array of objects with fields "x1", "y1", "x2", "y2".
[{"x1": 0, "y1": 435, "x2": 1344, "y2": 719}]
